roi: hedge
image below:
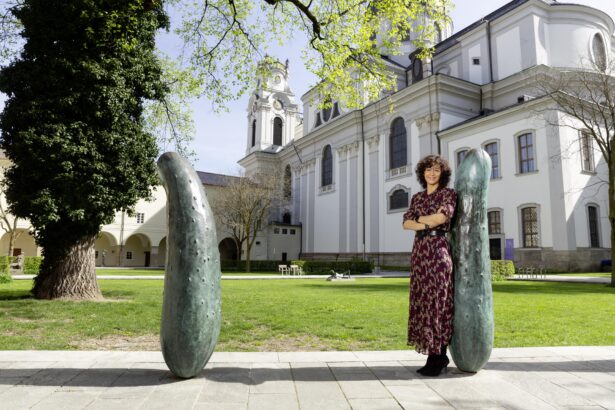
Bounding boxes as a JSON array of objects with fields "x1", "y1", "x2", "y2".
[
  {"x1": 24, "y1": 256, "x2": 43, "y2": 275},
  {"x1": 221, "y1": 260, "x2": 285, "y2": 272},
  {"x1": 0, "y1": 256, "x2": 11, "y2": 283},
  {"x1": 291, "y1": 260, "x2": 372, "y2": 274},
  {"x1": 491, "y1": 260, "x2": 515, "y2": 282}
]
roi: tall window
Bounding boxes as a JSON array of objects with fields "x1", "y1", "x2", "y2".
[
  {"x1": 580, "y1": 131, "x2": 595, "y2": 172},
  {"x1": 592, "y1": 33, "x2": 607, "y2": 71},
  {"x1": 273, "y1": 117, "x2": 283, "y2": 146},
  {"x1": 488, "y1": 211, "x2": 501, "y2": 234},
  {"x1": 282, "y1": 212, "x2": 291, "y2": 224},
  {"x1": 284, "y1": 165, "x2": 292, "y2": 200},
  {"x1": 521, "y1": 207, "x2": 539, "y2": 248},
  {"x1": 390, "y1": 189, "x2": 409, "y2": 210},
  {"x1": 251, "y1": 119, "x2": 256, "y2": 147},
  {"x1": 588, "y1": 205, "x2": 600, "y2": 248},
  {"x1": 390, "y1": 117, "x2": 407, "y2": 169},
  {"x1": 322, "y1": 145, "x2": 333, "y2": 186},
  {"x1": 518, "y1": 133, "x2": 535, "y2": 173},
  {"x1": 484, "y1": 142, "x2": 499, "y2": 178},
  {"x1": 456, "y1": 149, "x2": 468, "y2": 168}
]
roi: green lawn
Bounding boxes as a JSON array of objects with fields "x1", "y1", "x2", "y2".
[
  {"x1": 96, "y1": 269, "x2": 165, "y2": 276},
  {"x1": 0, "y1": 279, "x2": 613, "y2": 351}
]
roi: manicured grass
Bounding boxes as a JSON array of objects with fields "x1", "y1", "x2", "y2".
[
  {"x1": 96, "y1": 269, "x2": 165, "y2": 276},
  {"x1": 0, "y1": 279, "x2": 613, "y2": 351}
]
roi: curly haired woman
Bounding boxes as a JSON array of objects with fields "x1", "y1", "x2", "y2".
[{"x1": 402, "y1": 155, "x2": 457, "y2": 377}]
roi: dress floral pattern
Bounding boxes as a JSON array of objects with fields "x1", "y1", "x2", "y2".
[{"x1": 403, "y1": 187, "x2": 457, "y2": 355}]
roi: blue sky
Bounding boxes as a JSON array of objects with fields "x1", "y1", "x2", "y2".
[{"x1": 1, "y1": 1, "x2": 613, "y2": 176}]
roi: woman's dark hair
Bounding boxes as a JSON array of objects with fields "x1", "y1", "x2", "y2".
[{"x1": 415, "y1": 155, "x2": 452, "y2": 189}]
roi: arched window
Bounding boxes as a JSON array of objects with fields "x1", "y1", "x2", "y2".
[
  {"x1": 518, "y1": 133, "x2": 536, "y2": 173},
  {"x1": 322, "y1": 145, "x2": 333, "y2": 186},
  {"x1": 251, "y1": 119, "x2": 256, "y2": 147},
  {"x1": 580, "y1": 131, "x2": 595, "y2": 172},
  {"x1": 520, "y1": 206, "x2": 539, "y2": 248},
  {"x1": 273, "y1": 117, "x2": 283, "y2": 146},
  {"x1": 592, "y1": 33, "x2": 607, "y2": 71},
  {"x1": 587, "y1": 205, "x2": 600, "y2": 248},
  {"x1": 389, "y1": 117, "x2": 407, "y2": 169},
  {"x1": 283, "y1": 165, "x2": 292, "y2": 200},
  {"x1": 389, "y1": 189, "x2": 409, "y2": 210},
  {"x1": 322, "y1": 105, "x2": 332, "y2": 122}
]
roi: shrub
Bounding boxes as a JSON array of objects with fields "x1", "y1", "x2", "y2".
[
  {"x1": 24, "y1": 256, "x2": 43, "y2": 275},
  {"x1": 0, "y1": 256, "x2": 12, "y2": 283},
  {"x1": 491, "y1": 260, "x2": 515, "y2": 282},
  {"x1": 293, "y1": 260, "x2": 373, "y2": 274},
  {"x1": 221, "y1": 260, "x2": 284, "y2": 272}
]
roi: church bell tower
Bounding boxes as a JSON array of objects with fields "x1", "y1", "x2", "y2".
[{"x1": 245, "y1": 59, "x2": 300, "y2": 155}]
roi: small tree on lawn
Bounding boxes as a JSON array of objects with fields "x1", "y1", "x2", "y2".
[
  {"x1": 535, "y1": 57, "x2": 615, "y2": 287},
  {"x1": 0, "y1": 0, "x2": 169, "y2": 299},
  {"x1": 212, "y1": 170, "x2": 283, "y2": 272}
]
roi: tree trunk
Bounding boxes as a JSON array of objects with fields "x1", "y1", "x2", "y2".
[
  {"x1": 32, "y1": 235, "x2": 102, "y2": 300},
  {"x1": 7, "y1": 231, "x2": 16, "y2": 258},
  {"x1": 610, "y1": 161, "x2": 615, "y2": 287}
]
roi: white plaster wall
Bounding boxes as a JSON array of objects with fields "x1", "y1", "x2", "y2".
[
  {"x1": 443, "y1": 114, "x2": 554, "y2": 250},
  {"x1": 557, "y1": 115, "x2": 610, "y2": 249},
  {"x1": 495, "y1": 26, "x2": 522, "y2": 79},
  {"x1": 312, "y1": 188, "x2": 339, "y2": 252}
]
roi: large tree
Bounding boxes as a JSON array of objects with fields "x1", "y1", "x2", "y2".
[
  {"x1": 536, "y1": 58, "x2": 615, "y2": 286},
  {"x1": 0, "y1": 0, "x2": 169, "y2": 299}
]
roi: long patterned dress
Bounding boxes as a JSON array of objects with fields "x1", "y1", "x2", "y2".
[{"x1": 403, "y1": 187, "x2": 457, "y2": 355}]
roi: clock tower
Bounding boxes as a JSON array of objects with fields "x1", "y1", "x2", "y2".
[{"x1": 245, "y1": 59, "x2": 300, "y2": 155}]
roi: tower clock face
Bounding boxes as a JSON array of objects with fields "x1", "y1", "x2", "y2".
[
  {"x1": 273, "y1": 99, "x2": 282, "y2": 110},
  {"x1": 274, "y1": 75, "x2": 282, "y2": 84}
]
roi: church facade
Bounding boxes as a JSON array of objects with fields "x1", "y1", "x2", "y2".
[{"x1": 239, "y1": 0, "x2": 615, "y2": 271}]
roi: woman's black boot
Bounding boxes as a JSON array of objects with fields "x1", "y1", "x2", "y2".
[
  {"x1": 421, "y1": 345, "x2": 449, "y2": 377},
  {"x1": 416, "y1": 355, "x2": 437, "y2": 374},
  {"x1": 421, "y1": 354, "x2": 449, "y2": 377}
]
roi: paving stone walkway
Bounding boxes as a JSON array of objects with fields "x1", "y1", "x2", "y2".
[{"x1": 1, "y1": 347, "x2": 614, "y2": 409}]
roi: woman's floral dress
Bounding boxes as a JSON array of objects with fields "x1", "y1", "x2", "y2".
[{"x1": 403, "y1": 187, "x2": 457, "y2": 355}]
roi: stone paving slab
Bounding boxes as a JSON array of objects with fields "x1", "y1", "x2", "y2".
[{"x1": 0, "y1": 347, "x2": 614, "y2": 409}]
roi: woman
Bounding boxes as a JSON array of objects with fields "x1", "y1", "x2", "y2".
[{"x1": 402, "y1": 155, "x2": 456, "y2": 377}]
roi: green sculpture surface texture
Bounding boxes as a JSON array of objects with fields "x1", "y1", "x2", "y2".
[
  {"x1": 450, "y1": 148, "x2": 494, "y2": 372},
  {"x1": 158, "y1": 152, "x2": 222, "y2": 379}
]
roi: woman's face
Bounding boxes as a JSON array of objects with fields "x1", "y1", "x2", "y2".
[{"x1": 424, "y1": 164, "x2": 442, "y2": 187}]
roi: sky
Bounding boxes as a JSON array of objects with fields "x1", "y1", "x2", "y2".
[{"x1": 1, "y1": 0, "x2": 614, "y2": 176}]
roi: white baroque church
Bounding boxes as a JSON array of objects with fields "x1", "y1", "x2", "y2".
[
  {"x1": 238, "y1": 0, "x2": 615, "y2": 271},
  {"x1": 2, "y1": 0, "x2": 612, "y2": 272}
]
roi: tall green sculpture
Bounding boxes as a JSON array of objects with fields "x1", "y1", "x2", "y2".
[
  {"x1": 158, "y1": 152, "x2": 222, "y2": 379},
  {"x1": 450, "y1": 148, "x2": 494, "y2": 373}
]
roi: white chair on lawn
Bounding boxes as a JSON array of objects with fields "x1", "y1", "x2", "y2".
[
  {"x1": 290, "y1": 264, "x2": 302, "y2": 276},
  {"x1": 278, "y1": 264, "x2": 289, "y2": 275}
]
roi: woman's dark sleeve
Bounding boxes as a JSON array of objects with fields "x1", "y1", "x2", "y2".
[
  {"x1": 403, "y1": 193, "x2": 419, "y2": 222},
  {"x1": 440, "y1": 189, "x2": 457, "y2": 221}
]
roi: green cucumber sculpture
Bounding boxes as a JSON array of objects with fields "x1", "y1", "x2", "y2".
[
  {"x1": 450, "y1": 148, "x2": 494, "y2": 373},
  {"x1": 158, "y1": 152, "x2": 221, "y2": 379}
]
